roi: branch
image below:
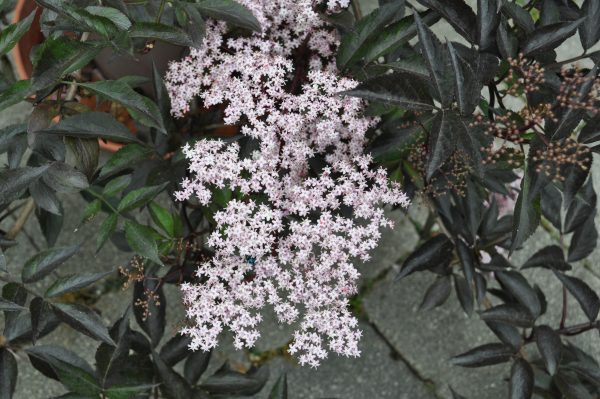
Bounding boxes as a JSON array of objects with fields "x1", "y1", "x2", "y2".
[{"x1": 6, "y1": 198, "x2": 35, "y2": 240}]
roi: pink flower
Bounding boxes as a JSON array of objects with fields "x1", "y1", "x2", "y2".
[{"x1": 169, "y1": 0, "x2": 409, "y2": 366}]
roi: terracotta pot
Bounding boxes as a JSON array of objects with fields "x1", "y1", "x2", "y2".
[
  {"x1": 12, "y1": 0, "x2": 42, "y2": 80},
  {"x1": 11, "y1": 0, "x2": 186, "y2": 152}
]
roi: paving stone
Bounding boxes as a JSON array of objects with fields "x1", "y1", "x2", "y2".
[
  {"x1": 258, "y1": 321, "x2": 436, "y2": 399},
  {"x1": 357, "y1": 208, "x2": 419, "y2": 280},
  {"x1": 364, "y1": 272, "x2": 507, "y2": 399}
]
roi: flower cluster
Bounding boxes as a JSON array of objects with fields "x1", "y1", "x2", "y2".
[{"x1": 167, "y1": 0, "x2": 409, "y2": 367}]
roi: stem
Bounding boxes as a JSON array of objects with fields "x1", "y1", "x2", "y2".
[
  {"x1": 155, "y1": 0, "x2": 167, "y2": 23},
  {"x1": 351, "y1": 0, "x2": 362, "y2": 19},
  {"x1": 546, "y1": 50, "x2": 600, "y2": 70},
  {"x1": 85, "y1": 189, "x2": 120, "y2": 215},
  {"x1": 6, "y1": 199, "x2": 35, "y2": 240},
  {"x1": 487, "y1": 85, "x2": 495, "y2": 121},
  {"x1": 560, "y1": 286, "x2": 568, "y2": 329}
]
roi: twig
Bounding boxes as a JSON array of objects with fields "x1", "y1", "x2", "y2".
[
  {"x1": 546, "y1": 50, "x2": 600, "y2": 70},
  {"x1": 156, "y1": 0, "x2": 167, "y2": 23},
  {"x1": 560, "y1": 286, "x2": 568, "y2": 329},
  {"x1": 351, "y1": 0, "x2": 362, "y2": 19},
  {"x1": 6, "y1": 198, "x2": 35, "y2": 240}
]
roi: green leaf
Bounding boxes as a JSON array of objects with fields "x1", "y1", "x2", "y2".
[
  {"x1": 535, "y1": 325, "x2": 561, "y2": 376},
  {"x1": 149, "y1": 202, "x2": 176, "y2": 237},
  {"x1": 2, "y1": 283, "x2": 28, "y2": 334},
  {"x1": 579, "y1": 0, "x2": 600, "y2": 50},
  {"x1": 414, "y1": 11, "x2": 453, "y2": 105},
  {"x1": 96, "y1": 213, "x2": 118, "y2": 252},
  {"x1": 85, "y1": 6, "x2": 131, "y2": 30},
  {"x1": 65, "y1": 137, "x2": 99, "y2": 182},
  {"x1": 554, "y1": 371, "x2": 594, "y2": 399},
  {"x1": 501, "y1": 2, "x2": 534, "y2": 34},
  {"x1": 26, "y1": 345, "x2": 101, "y2": 396},
  {"x1": 522, "y1": 245, "x2": 571, "y2": 271},
  {"x1": 160, "y1": 334, "x2": 192, "y2": 367},
  {"x1": 78, "y1": 80, "x2": 165, "y2": 133},
  {"x1": 552, "y1": 271, "x2": 600, "y2": 322},
  {"x1": 568, "y1": 213, "x2": 598, "y2": 262},
  {"x1": 43, "y1": 162, "x2": 89, "y2": 193},
  {"x1": 479, "y1": 304, "x2": 535, "y2": 327},
  {"x1": 336, "y1": 2, "x2": 406, "y2": 69},
  {"x1": 361, "y1": 10, "x2": 440, "y2": 64},
  {"x1": 30, "y1": 179, "x2": 61, "y2": 215},
  {"x1": 100, "y1": 144, "x2": 152, "y2": 178},
  {"x1": 564, "y1": 363, "x2": 600, "y2": 389},
  {"x1": 496, "y1": 270, "x2": 541, "y2": 318},
  {"x1": 447, "y1": 42, "x2": 479, "y2": 116},
  {"x1": 419, "y1": 275, "x2": 452, "y2": 311},
  {"x1": 152, "y1": 349, "x2": 192, "y2": 399},
  {"x1": 129, "y1": 22, "x2": 193, "y2": 47},
  {"x1": 450, "y1": 343, "x2": 513, "y2": 367},
  {"x1": 184, "y1": 350, "x2": 211, "y2": 385},
  {"x1": 384, "y1": 56, "x2": 429, "y2": 78},
  {"x1": 522, "y1": 18, "x2": 585, "y2": 56},
  {"x1": 564, "y1": 177, "x2": 596, "y2": 234},
  {"x1": 396, "y1": 234, "x2": 453, "y2": 279},
  {"x1": 30, "y1": 296, "x2": 53, "y2": 344},
  {"x1": 180, "y1": 3, "x2": 206, "y2": 48},
  {"x1": 152, "y1": 61, "x2": 172, "y2": 133},
  {"x1": 510, "y1": 358, "x2": 534, "y2": 399},
  {"x1": 486, "y1": 321, "x2": 522, "y2": 351},
  {"x1": 36, "y1": 0, "x2": 119, "y2": 37},
  {"x1": 117, "y1": 182, "x2": 169, "y2": 213},
  {"x1": 0, "y1": 165, "x2": 49, "y2": 205},
  {"x1": 456, "y1": 239, "x2": 475, "y2": 285},
  {"x1": 103, "y1": 385, "x2": 155, "y2": 399},
  {"x1": 21, "y1": 244, "x2": 80, "y2": 283},
  {"x1": 200, "y1": 363, "x2": 268, "y2": 396},
  {"x1": 426, "y1": 111, "x2": 454, "y2": 179},
  {"x1": 31, "y1": 37, "x2": 100, "y2": 91},
  {"x1": 579, "y1": 115, "x2": 600, "y2": 144},
  {"x1": 268, "y1": 373, "x2": 287, "y2": 399},
  {"x1": 103, "y1": 175, "x2": 132, "y2": 197},
  {"x1": 124, "y1": 221, "x2": 162, "y2": 265},
  {"x1": 0, "y1": 11, "x2": 35, "y2": 57},
  {"x1": 0, "y1": 80, "x2": 33, "y2": 110},
  {"x1": 416, "y1": 0, "x2": 477, "y2": 42},
  {"x1": 0, "y1": 348, "x2": 17, "y2": 398},
  {"x1": 497, "y1": 17, "x2": 518, "y2": 59},
  {"x1": 52, "y1": 303, "x2": 116, "y2": 346},
  {"x1": 342, "y1": 72, "x2": 434, "y2": 110},
  {"x1": 39, "y1": 205, "x2": 65, "y2": 248},
  {"x1": 41, "y1": 112, "x2": 138, "y2": 143},
  {"x1": 46, "y1": 271, "x2": 112, "y2": 298},
  {"x1": 0, "y1": 298, "x2": 26, "y2": 312},
  {"x1": 477, "y1": 0, "x2": 499, "y2": 51},
  {"x1": 194, "y1": 0, "x2": 260, "y2": 32},
  {"x1": 510, "y1": 167, "x2": 541, "y2": 254},
  {"x1": 81, "y1": 199, "x2": 102, "y2": 225},
  {"x1": 454, "y1": 274, "x2": 474, "y2": 315}
]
